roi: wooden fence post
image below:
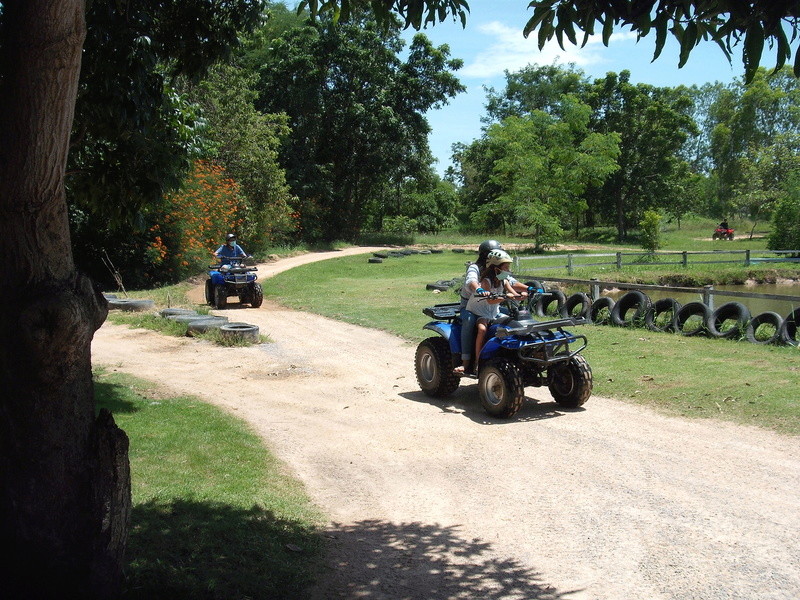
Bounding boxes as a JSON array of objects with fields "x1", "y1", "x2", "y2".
[
  {"x1": 703, "y1": 285, "x2": 714, "y2": 310},
  {"x1": 590, "y1": 278, "x2": 600, "y2": 300},
  {"x1": 567, "y1": 254, "x2": 573, "y2": 275},
  {"x1": 616, "y1": 252, "x2": 622, "y2": 269},
  {"x1": 745, "y1": 249, "x2": 751, "y2": 266},
  {"x1": 682, "y1": 251, "x2": 688, "y2": 267}
]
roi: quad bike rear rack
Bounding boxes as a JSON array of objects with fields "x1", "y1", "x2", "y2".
[{"x1": 496, "y1": 318, "x2": 588, "y2": 366}]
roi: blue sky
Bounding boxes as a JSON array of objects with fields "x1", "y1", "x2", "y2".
[{"x1": 400, "y1": 0, "x2": 746, "y2": 175}]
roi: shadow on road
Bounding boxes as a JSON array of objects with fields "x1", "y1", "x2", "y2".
[
  {"x1": 399, "y1": 388, "x2": 585, "y2": 424},
  {"x1": 311, "y1": 519, "x2": 578, "y2": 599}
]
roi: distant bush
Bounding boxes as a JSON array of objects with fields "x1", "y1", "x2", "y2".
[
  {"x1": 639, "y1": 210, "x2": 663, "y2": 252},
  {"x1": 768, "y1": 194, "x2": 800, "y2": 255}
]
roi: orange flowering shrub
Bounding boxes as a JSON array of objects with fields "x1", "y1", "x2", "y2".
[{"x1": 147, "y1": 160, "x2": 245, "y2": 281}]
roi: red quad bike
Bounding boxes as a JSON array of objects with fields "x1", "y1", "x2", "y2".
[{"x1": 712, "y1": 226, "x2": 734, "y2": 240}]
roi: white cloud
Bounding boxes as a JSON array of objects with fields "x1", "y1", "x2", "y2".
[{"x1": 460, "y1": 21, "x2": 638, "y2": 80}]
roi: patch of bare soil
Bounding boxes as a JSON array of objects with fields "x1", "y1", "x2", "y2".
[{"x1": 92, "y1": 247, "x2": 800, "y2": 599}]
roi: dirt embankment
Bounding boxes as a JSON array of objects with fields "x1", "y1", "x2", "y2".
[{"x1": 93, "y1": 247, "x2": 800, "y2": 600}]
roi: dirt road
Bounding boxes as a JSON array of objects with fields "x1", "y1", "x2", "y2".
[{"x1": 92, "y1": 248, "x2": 800, "y2": 599}]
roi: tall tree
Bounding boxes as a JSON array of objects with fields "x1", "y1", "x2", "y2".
[
  {"x1": 483, "y1": 62, "x2": 589, "y2": 122},
  {"x1": 0, "y1": 1, "x2": 264, "y2": 595},
  {"x1": 585, "y1": 71, "x2": 697, "y2": 240},
  {"x1": 461, "y1": 96, "x2": 620, "y2": 247},
  {"x1": 708, "y1": 66, "x2": 800, "y2": 217},
  {"x1": 188, "y1": 64, "x2": 296, "y2": 252},
  {"x1": 255, "y1": 13, "x2": 463, "y2": 241},
  {"x1": 0, "y1": 2, "x2": 130, "y2": 596}
]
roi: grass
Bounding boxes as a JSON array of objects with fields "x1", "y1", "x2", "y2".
[
  {"x1": 94, "y1": 369, "x2": 324, "y2": 599},
  {"x1": 264, "y1": 251, "x2": 800, "y2": 436}
]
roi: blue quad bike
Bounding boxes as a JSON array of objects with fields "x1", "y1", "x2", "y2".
[
  {"x1": 205, "y1": 257, "x2": 263, "y2": 309},
  {"x1": 414, "y1": 289, "x2": 592, "y2": 418}
]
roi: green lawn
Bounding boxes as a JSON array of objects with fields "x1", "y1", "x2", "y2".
[{"x1": 95, "y1": 370, "x2": 325, "y2": 599}]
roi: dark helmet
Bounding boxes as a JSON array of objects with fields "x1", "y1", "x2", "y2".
[
  {"x1": 478, "y1": 239, "x2": 502, "y2": 262},
  {"x1": 225, "y1": 233, "x2": 236, "y2": 242}
]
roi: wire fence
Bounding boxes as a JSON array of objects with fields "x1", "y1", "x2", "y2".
[{"x1": 514, "y1": 249, "x2": 800, "y2": 276}]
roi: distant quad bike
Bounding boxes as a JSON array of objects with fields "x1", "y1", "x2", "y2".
[
  {"x1": 712, "y1": 226, "x2": 734, "y2": 240},
  {"x1": 415, "y1": 286, "x2": 592, "y2": 419},
  {"x1": 206, "y1": 257, "x2": 263, "y2": 309}
]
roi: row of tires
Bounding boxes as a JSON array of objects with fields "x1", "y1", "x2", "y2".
[
  {"x1": 158, "y1": 308, "x2": 260, "y2": 342},
  {"x1": 105, "y1": 296, "x2": 261, "y2": 343},
  {"x1": 539, "y1": 288, "x2": 799, "y2": 346},
  {"x1": 369, "y1": 248, "x2": 444, "y2": 263}
]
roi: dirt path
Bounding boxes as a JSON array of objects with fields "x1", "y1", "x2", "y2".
[{"x1": 93, "y1": 248, "x2": 800, "y2": 600}]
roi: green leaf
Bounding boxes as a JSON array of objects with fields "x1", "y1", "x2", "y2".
[
  {"x1": 524, "y1": 6, "x2": 554, "y2": 38},
  {"x1": 793, "y1": 43, "x2": 800, "y2": 77},
  {"x1": 602, "y1": 16, "x2": 613, "y2": 46},
  {"x1": 678, "y1": 21, "x2": 697, "y2": 68},
  {"x1": 652, "y1": 13, "x2": 668, "y2": 61},
  {"x1": 538, "y1": 14, "x2": 554, "y2": 49},
  {"x1": 743, "y1": 23, "x2": 765, "y2": 83},
  {"x1": 774, "y1": 26, "x2": 791, "y2": 73}
]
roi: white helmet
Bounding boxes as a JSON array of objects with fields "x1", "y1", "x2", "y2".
[{"x1": 486, "y1": 249, "x2": 512, "y2": 267}]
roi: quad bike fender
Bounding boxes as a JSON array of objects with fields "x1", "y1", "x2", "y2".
[
  {"x1": 423, "y1": 321, "x2": 465, "y2": 355},
  {"x1": 423, "y1": 320, "x2": 453, "y2": 342},
  {"x1": 209, "y1": 271, "x2": 226, "y2": 285}
]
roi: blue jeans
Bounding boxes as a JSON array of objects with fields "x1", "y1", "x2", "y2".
[{"x1": 460, "y1": 309, "x2": 477, "y2": 361}]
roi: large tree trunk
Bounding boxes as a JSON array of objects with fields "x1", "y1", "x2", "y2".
[{"x1": 0, "y1": 2, "x2": 131, "y2": 598}]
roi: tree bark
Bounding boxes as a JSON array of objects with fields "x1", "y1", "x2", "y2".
[{"x1": 0, "y1": 2, "x2": 131, "y2": 598}]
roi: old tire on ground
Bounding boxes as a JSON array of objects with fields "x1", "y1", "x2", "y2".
[
  {"x1": 564, "y1": 293, "x2": 592, "y2": 320},
  {"x1": 169, "y1": 314, "x2": 209, "y2": 324},
  {"x1": 478, "y1": 357, "x2": 525, "y2": 418},
  {"x1": 415, "y1": 337, "x2": 460, "y2": 397},
  {"x1": 249, "y1": 282, "x2": 264, "y2": 308},
  {"x1": 610, "y1": 290, "x2": 651, "y2": 327},
  {"x1": 676, "y1": 301, "x2": 712, "y2": 336},
  {"x1": 368, "y1": 257, "x2": 383, "y2": 263},
  {"x1": 779, "y1": 307, "x2": 800, "y2": 346},
  {"x1": 426, "y1": 279, "x2": 456, "y2": 292},
  {"x1": 588, "y1": 296, "x2": 615, "y2": 325},
  {"x1": 213, "y1": 284, "x2": 227, "y2": 309},
  {"x1": 373, "y1": 252, "x2": 389, "y2": 258},
  {"x1": 186, "y1": 316, "x2": 230, "y2": 336},
  {"x1": 535, "y1": 289, "x2": 567, "y2": 318},
  {"x1": 219, "y1": 322, "x2": 260, "y2": 344},
  {"x1": 745, "y1": 311, "x2": 784, "y2": 345},
  {"x1": 160, "y1": 308, "x2": 198, "y2": 318},
  {"x1": 645, "y1": 298, "x2": 681, "y2": 332},
  {"x1": 708, "y1": 301, "x2": 751, "y2": 339},
  {"x1": 548, "y1": 354, "x2": 593, "y2": 408},
  {"x1": 107, "y1": 298, "x2": 155, "y2": 312}
]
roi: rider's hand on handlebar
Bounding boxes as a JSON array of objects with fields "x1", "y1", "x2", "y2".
[{"x1": 476, "y1": 287, "x2": 491, "y2": 297}]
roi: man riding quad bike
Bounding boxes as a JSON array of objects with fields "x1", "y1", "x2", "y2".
[
  {"x1": 415, "y1": 284, "x2": 592, "y2": 419},
  {"x1": 712, "y1": 221, "x2": 734, "y2": 240},
  {"x1": 206, "y1": 234, "x2": 263, "y2": 309}
]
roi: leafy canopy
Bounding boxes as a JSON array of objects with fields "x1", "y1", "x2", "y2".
[{"x1": 300, "y1": 1, "x2": 800, "y2": 83}]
